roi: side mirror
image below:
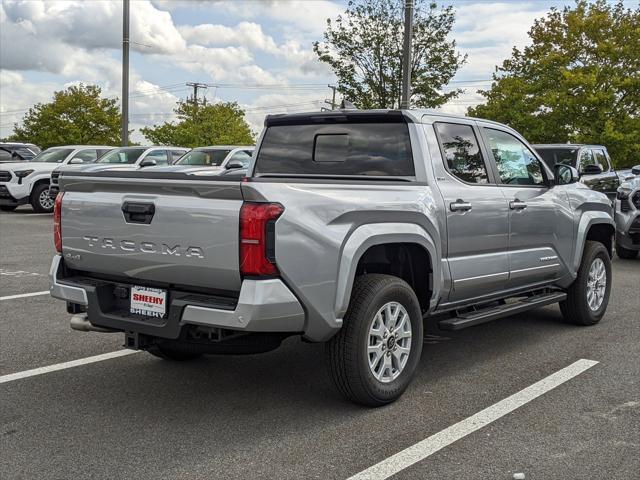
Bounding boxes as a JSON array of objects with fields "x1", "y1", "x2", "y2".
[
  {"x1": 69, "y1": 158, "x2": 84, "y2": 164},
  {"x1": 632, "y1": 165, "x2": 640, "y2": 175},
  {"x1": 226, "y1": 159, "x2": 244, "y2": 170},
  {"x1": 554, "y1": 164, "x2": 580, "y2": 185},
  {"x1": 139, "y1": 158, "x2": 157, "y2": 168},
  {"x1": 582, "y1": 164, "x2": 603, "y2": 175}
]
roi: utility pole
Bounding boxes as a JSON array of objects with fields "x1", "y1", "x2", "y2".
[
  {"x1": 186, "y1": 82, "x2": 209, "y2": 108},
  {"x1": 328, "y1": 85, "x2": 337, "y2": 110},
  {"x1": 121, "y1": 0, "x2": 130, "y2": 146},
  {"x1": 400, "y1": 0, "x2": 414, "y2": 109}
]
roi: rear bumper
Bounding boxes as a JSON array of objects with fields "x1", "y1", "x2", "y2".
[{"x1": 49, "y1": 255, "x2": 305, "y2": 338}]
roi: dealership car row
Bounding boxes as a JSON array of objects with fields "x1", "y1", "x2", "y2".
[{"x1": 0, "y1": 143, "x2": 254, "y2": 212}]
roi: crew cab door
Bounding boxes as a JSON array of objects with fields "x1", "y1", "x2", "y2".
[
  {"x1": 431, "y1": 121, "x2": 510, "y2": 303},
  {"x1": 479, "y1": 126, "x2": 573, "y2": 290}
]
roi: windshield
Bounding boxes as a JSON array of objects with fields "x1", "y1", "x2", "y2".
[
  {"x1": 175, "y1": 149, "x2": 231, "y2": 166},
  {"x1": 535, "y1": 148, "x2": 579, "y2": 169},
  {"x1": 97, "y1": 148, "x2": 146, "y2": 164},
  {"x1": 29, "y1": 148, "x2": 73, "y2": 163}
]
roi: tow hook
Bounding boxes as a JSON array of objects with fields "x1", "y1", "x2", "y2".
[{"x1": 70, "y1": 314, "x2": 118, "y2": 333}]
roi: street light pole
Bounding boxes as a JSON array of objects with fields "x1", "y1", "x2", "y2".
[
  {"x1": 400, "y1": 0, "x2": 414, "y2": 109},
  {"x1": 121, "y1": 0, "x2": 130, "y2": 146}
]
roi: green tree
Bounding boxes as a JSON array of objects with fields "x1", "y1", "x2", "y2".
[
  {"x1": 313, "y1": 0, "x2": 466, "y2": 109},
  {"x1": 468, "y1": 0, "x2": 640, "y2": 168},
  {"x1": 8, "y1": 84, "x2": 122, "y2": 148},
  {"x1": 141, "y1": 101, "x2": 254, "y2": 147}
]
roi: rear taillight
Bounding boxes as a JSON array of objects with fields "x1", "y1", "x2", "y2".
[
  {"x1": 239, "y1": 202, "x2": 284, "y2": 276},
  {"x1": 54, "y1": 192, "x2": 64, "y2": 253}
]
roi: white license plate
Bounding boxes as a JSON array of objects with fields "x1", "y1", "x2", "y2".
[{"x1": 130, "y1": 286, "x2": 167, "y2": 318}]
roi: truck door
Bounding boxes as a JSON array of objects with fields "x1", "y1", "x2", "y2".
[
  {"x1": 593, "y1": 148, "x2": 619, "y2": 202},
  {"x1": 431, "y1": 121, "x2": 510, "y2": 303},
  {"x1": 480, "y1": 126, "x2": 573, "y2": 290}
]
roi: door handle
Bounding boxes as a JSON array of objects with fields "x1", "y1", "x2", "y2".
[
  {"x1": 509, "y1": 200, "x2": 527, "y2": 210},
  {"x1": 450, "y1": 199, "x2": 472, "y2": 212}
]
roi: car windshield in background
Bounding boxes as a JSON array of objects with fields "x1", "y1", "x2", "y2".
[
  {"x1": 176, "y1": 149, "x2": 231, "y2": 166},
  {"x1": 535, "y1": 148, "x2": 579, "y2": 169},
  {"x1": 29, "y1": 148, "x2": 74, "y2": 163},
  {"x1": 98, "y1": 148, "x2": 146, "y2": 164},
  {"x1": 254, "y1": 122, "x2": 414, "y2": 177}
]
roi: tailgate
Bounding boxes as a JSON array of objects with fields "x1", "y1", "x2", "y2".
[{"x1": 59, "y1": 171, "x2": 243, "y2": 292}]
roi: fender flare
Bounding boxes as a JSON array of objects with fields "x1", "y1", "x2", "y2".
[
  {"x1": 334, "y1": 222, "x2": 441, "y2": 319},
  {"x1": 573, "y1": 211, "x2": 615, "y2": 271}
]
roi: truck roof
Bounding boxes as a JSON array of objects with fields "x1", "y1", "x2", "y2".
[
  {"x1": 264, "y1": 109, "x2": 508, "y2": 128},
  {"x1": 532, "y1": 144, "x2": 606, "y2": 149}
]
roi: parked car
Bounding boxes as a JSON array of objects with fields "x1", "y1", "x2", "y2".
[
  {"x1": 614, "y1": 165, "x2": 640, "y2": 259},
  {"x1": 0, "y1": 142, "x2": 41, "y2": 163},
  {"x1": 49, "y1": 147, "x2": 116, "y2": 199},
  {"x1": 174, "y1": 146, "x2": 254, "y2": 172},
  {"x1": 50, "y1": 110, "x2": 614, "y2": 406},
  {"x1": 94, "y1": 146, "x2": 189, "y2": 168},
  {"x1": 533, "y1": 144, "x2": 621, "y2": 202},
  {"x1": 0, "y1": 145, "x2": 112, "y2": 212}
]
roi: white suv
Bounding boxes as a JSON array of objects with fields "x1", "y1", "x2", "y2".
[{"x1": 0, "y1": 145, "x2": 112, "y2": 213}]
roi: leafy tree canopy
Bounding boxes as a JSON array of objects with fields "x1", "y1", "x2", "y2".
[
  {"x1": 8, "y1": 84, "x2": 122, "y2": 149},
  {"x1": 314, "y1": 0, "x2": 466, "y2": 109},
  {"x1": 141, "y1": 101, "x2": 254, "y2": 147},
  {"x1": 468, "y1": 0, "x2": 640, "y2": 168}
]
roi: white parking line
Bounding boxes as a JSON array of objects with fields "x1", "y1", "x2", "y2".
[
  {"x1": 0, "y1": 290, "x2": 50, "y2": 301},
  {"x1": 347, "y1": 359, "x2": 599, "y2": 480},
  {"x1": 0, "y1": 350, "x2": 141, "y2": 384}
]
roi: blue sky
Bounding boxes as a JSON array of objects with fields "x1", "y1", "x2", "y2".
[{"x1": 0, "y1": 0, "x2": 635, "y2": 142}]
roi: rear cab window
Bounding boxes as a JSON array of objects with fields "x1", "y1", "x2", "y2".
[
  {"x1": 253, "y1": 113, "x2": 415, "y2": 179},
  {"x1": 434, "y1": 122, "x2": 489, "y2": 184}
]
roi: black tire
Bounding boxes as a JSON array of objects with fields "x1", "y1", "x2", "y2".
[
  {"x1": 147, "y1": 343, "x2": 203, "y2": 361},
  {"x1": 325, "y1": 274, "x2": 423, "y2": 407},
  {"x1": 30, "y1": 183, "x2": 54, "y2": 213},
  {"x1": 560, "y1": 241, "x2": 612, "y2": 325},
  {"x1": 615, "y1": 242, "x2": 638, "y2": 260},
  {"x1": 0, "y1": 206, "x2": 17, "y2": 212}
]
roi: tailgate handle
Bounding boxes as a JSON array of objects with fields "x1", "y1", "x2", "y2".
[{"x1": 122, "y1": 202, "x2": 155, "y2": 224}]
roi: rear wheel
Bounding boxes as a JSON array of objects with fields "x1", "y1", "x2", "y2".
[
  {"x1": 148, "y1": 343, "x2": 203, "y2": 361},
  {"x1": 325, "y1": 274, "x2": 423, "y2": 407},
  {"x1": 30, "y1": 183, "x2": 54, "y2": 213},
  {"x1": 615, "y1": 242, "x2": 638, "y2": 260},
  {"x1": 560, "y1": 241, "x2": 611, "y2": 325},
  {"x1": 0, "y1": 205, "x2": 17, "y2": 212}
]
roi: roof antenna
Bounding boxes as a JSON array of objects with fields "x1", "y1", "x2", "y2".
[{"x1": 340, "y1": 99, "x2": 357, "y2": 110}]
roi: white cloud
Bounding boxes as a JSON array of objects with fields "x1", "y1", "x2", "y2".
[{"x1": 179, "y1": 21, "x2": 279, "y2": 53}]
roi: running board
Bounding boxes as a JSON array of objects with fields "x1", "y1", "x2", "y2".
[{"x1": 438, "y1": 292, "x2": 567, "y2": 331}]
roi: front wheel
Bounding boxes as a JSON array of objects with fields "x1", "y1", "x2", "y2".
[
  {"x1": 560, "y1": 241, "x2": 612, "y2": 325},
  {"x1": 615, "y1": 241, "x2": 638, "y2": 260},
  {"x1": 30, "y1": 183, "x2": 54, "y2": 213},
  {"x1": 325, "y1": 274, "x2": 423, "y2": 407}
]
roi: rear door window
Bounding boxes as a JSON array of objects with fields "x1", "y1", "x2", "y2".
[
  {"x1": 254, "y1": 122, "x2": 414, "y2": 177},
  {"x1": 435, "y1": 122, "x2": 489, "y2": 184}
]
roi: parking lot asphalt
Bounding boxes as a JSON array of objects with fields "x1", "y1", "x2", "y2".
[{"x1": 1, "y1": 208, "x2": 639, "y2": 480}]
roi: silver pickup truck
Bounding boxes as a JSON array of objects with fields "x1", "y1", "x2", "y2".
[{"x1": 50, "y1": 110, "x2": 615, "y2": 406}]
